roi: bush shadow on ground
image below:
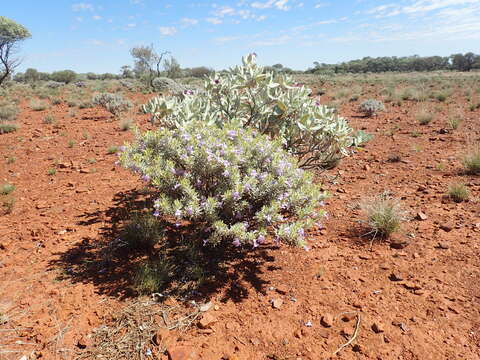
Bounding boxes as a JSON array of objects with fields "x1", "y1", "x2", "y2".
[{"x1": 49, "y1": 188, "x2": 277, "y2": 303}]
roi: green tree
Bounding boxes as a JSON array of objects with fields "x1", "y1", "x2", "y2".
[
  {"x1": 50, "y1": 70, "x2": 77, "y2": 83},
  {"x1": 163, "y1": 56, "x2": 181, "y2": 79},
  {"x1": 24, "y1": 68, "x2": 40, "y2": 82},
  {"x1": 130, "y1": 45, "x2": 169, "y2": 86},
  {"x1": 0, "y1": 16, "x2": 31, "y2": 86}
]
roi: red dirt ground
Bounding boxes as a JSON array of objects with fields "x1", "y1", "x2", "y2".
[{"x1": 1, "y1": 90, "x2": 479, "y2": 360}]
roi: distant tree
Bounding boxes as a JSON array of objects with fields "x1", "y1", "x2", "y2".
[
  {"x1": 24, "y1": 67, "x2": 40, "y2": 82},
  {"x1": 120, "y1": 65, "x2": 134, "y2": 78},
  {"x1": 0, "y1": 16, "x2": 31, "y2": 86},
  {"x1": 86, "y1": 72, "x2": 98, "y2": 80},
  {"x1": 50, "y1": 70, "x2": 77, "y2": 83},
  {"x1": 188, "y1": 66, "x2": 213, "y2": 78},
  {"x1": 130, "y1": 45, "x2": 170, "y2": 86},
  {"x1": 100, "y1": 73, "x2": 117, "y2": 80},
  {"x1": 163, "y1": 56, "x2": 182, "y2": 79}
]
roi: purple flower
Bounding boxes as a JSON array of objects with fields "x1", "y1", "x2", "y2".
[
  {"x1": 175, "y1": 169, "x2": 186, "y2": 176},
  {"x1": 186, "y1": 207, "x2": 193, "y2": 216},
  {"x1": 174, "y1": 209, "x2": 182, "y2": 217},
  {"x1": 175, "y1": 221, "x2": 181, "y2": 228},
  {"x1": 153, "y1": 210, "x2": 160, "y2": 217},
  {"x1": 227, "y1": 130, "x2": 237, "y2": 139},
  {"x1": 214, "y1": 79, "x2": 220, "y2": 84},
  {"x1": 298, "y1": 228, "x2": 305, "y2": 237},
  {"x1": 232, "y1": 191, "x2": 240, "y2": 200},
  {"x1": 119, "y1": 146, "x2": 126, "y2": 152},
  {"x1": 232, "y1": 238, "x2": 241, "y2": 247},
  {"x1": 257, "y1": 235, "x2": 265, "y2": 244},
  {"x1": 323, "y1": 212, "x2": 329, "y2": 219},
  {"x1": 303, "y1": 245, "x2": 310, "y2": 252},
  {"x1": 223, "y1": 170, "x2": 230, "y2": 177},
  {"x1": 252, "y1": 52, "x2": 257, "y2": 57},
  {"x1": 203, "y1": 239, "x2": 208, "y2": 246},
  {"x1": 252, "y1": 239, "x2": 258, "y2": 248},
  {"x1": 315, "y1": 100, "x2": 321, "y2": 106},
  {"x1": 141, "y1": 174, "x2": 151, "y2": 182}
]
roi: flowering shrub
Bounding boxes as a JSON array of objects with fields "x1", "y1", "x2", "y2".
[
  {"x1": 92, "y1": 92, "x2": 132, "y2": 116},
  {"x1": 120, "y1": 121, "x2": 327, "y2": 248},
  {"x1": 359, "y1": 99, "x2": 385, "y2": 117},
  {"x1": 142, "y1": 54, "x2": 353, "y2": 169}
]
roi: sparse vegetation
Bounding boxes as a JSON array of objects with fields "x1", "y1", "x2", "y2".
[
  {"x1": 30, "y1": 99, "x2": 48, "y2": 111},
  {"x1": 119, "y1": 118, "x2": 133, "y2": 131},
  {"x1": 358, "y1": 99, "x2": 385, "y2": 117},
  {"x1": 107, "y1": 145, "x2": 118, "y2": 154},
  {"x1": 416, "y1": 109, "x2": 433, "y2": 125},
  {"x1": 1, "y1": 183, "x2": 15, "y2": 195},
  {"x1": 463, "y1": 147, "x2": 480, "y2": 174},
  {"x1": 360, "y1": 192, "x2": 407, "y2": 238},
  {"x1": 448, "y1": 183, "x2": 470, "y2": 202}
]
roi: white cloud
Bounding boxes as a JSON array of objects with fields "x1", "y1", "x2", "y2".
[
  {"x1": 251, "y1": 0, "x2": 291, "y2": 10},
  {"x1": 92, "y1": 15, "x2": 102, "y2": 20},
  {"x1": 159, "y1": 26, "x2": 177, "y2": 36},
  {"x1": 314, "y1": 2, "x2": 328, "y2": 9},
  {"x1": 367, "y1": 0, "x2": 480, "y2": 18},
  {"x1": 72, "y1": 3, "x2": 94, "y2": 11},
  {"x1": 126, "y1": 23, "x2": 137, "y2": 28},
  {"x1": 181, "y1": 17, "x2": 199, "y2": 26},
  {"x1": 206, "y1": 17, "x2": 223, "y2": 24}
]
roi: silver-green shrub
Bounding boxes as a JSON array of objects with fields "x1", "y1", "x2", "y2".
[
  {"x1": 142, "y1": 54, "x2": 353, "y2": 169},
  {"x1": 120, "y1": 121, "x2": 327, "y2": 248},
  {"x1": 92, "y1": 92, "x2": 132, "y2": 116},
  {"x1": 359, "y1": 99, "x2": 385, "y2": 117},
  {"x1": 151, "y1": 77, "x2": 185, "y2": 94}
]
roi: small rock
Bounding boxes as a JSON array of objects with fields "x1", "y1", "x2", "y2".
[
  {"x1": 341, "y1": 313, "x2": 357, "y2": 322},
  {"x1": 383, "y1": 335, "x2": 391, "y2": 343},
  {"x1": 198, "y1": 313, "x2": 216, "y2": 329},
  {"x1": 320, "y1": 313, "x2": 333, "y2": 328},
  {"x1": 153, "y1": 329, "x2": 170, "y2": 346},
  {"x1": 440, "y1": 223, "x2": 453, "y2": 232},
  {"x1": 77, "y1": 336, "x2": 90, "y2": 349},
  {"x1": 250, "y1": 338, "x2": 261, "y2": 346},
  {"x1": 167, "y1": 347, "x2": 195, "y2": 360},
  {"x1": 390, "y1": 238, "x2": 410, "y2": 249},
  {"x1": 275, "y1": 286, "x2": 288, "y2": 295},
  {"x1": 352, "y1": 344, "x2": 363, "y2": 353},
  {"x1": 341, "y1": 327, "x2": 353, "y2": 338},
  {"x1": 79, "y1": 168, "x2": 90, "y2": 174},
  {"x1": 435, "y1": 242, "x2": 449, "y2": 249},
  {"x1": 294, "y1": 329, "x2": 302, "y2": 338},
  {"x1": 36, "y1": 202, "x2": 49, "y2": 209},
  {"x1": 388, "y1": 272, "x2": 404, "y2": 281},
  {"x1": 199, "y1": 301, "x2": 213, "y2": 312},
  {"x1": 403, "y1": 282, "x2": 421, "y2": 291},
  {"x1": 371, "y1": 322, "x2": 384, "y2": 333},
  {"x1": 416, "y1": 212, "x2": 428, "y2": 221},
  {"x1": 272, "y1": 298, "x2": 283, "y2": 309},
  {"x1": 213, "y1": 305, "x2": 219, "y2": 311}
]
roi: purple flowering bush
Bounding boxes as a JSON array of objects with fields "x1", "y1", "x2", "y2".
[
  {"x1": 120, "y1": 121, "x2": 327, "y2": 248},
  {"x1": 142, "y1": 54, "x2": 354, "y2": 169}
]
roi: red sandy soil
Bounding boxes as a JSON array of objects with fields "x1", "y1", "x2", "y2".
[{"x1": 1, "y1": 91, "x2": 479, "y2": 360}]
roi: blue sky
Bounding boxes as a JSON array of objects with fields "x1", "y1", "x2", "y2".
[{"x1": 4, "y1": 0, "x2": 480, "y2": 73}]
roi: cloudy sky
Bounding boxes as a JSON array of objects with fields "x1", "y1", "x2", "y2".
[{"x1": 4, "y1": 0, "x2": 480, "y2": 73}]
